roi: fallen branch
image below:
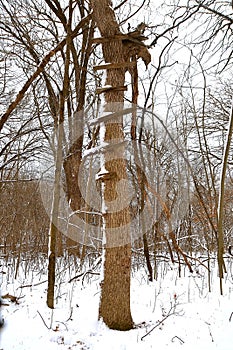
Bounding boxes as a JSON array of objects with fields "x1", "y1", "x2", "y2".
[{"x1": 1, "y1": 293, "x2": 23, "y2": 304}]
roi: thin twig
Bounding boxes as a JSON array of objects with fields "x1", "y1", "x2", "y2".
[
  {"x1": 82, "y1": 271, "x2": 100, "y2": 286},
  {"x1": 68, "y1": 272, "x2": 85, "y2": 283},
  {"x1": 18, "y1": 280, "x2": 48, "y2": 289},
  {"x1": 171, "y1": 336, "x2": 184, "y2": 344},
  {"x1": 37, "y1": 310, "x2": 50, "y2": 330},
  {"x1": 55, "y1": 321, "x2": 68, "y2": 331},
  {"x1": 141, "y1": 303, "x2": 176, "y2": 341},
  {"x1": 65, "y1": 307, "x2": 74, "y2": 322}
]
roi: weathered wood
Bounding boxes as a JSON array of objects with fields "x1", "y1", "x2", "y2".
[
  {"x1": 93, "y1": 61, "x2": 136, "y2": 71},
  {"x1": 92, "y1": 33, "x2": 148, "y2": 44},
  {"x1": 96, "y1": 85, "x2": 127, "y2": 94}
]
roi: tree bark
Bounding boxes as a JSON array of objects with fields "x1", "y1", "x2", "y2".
[{"x1": 90, "y1": 0, "x2": 133, "y2": 330}]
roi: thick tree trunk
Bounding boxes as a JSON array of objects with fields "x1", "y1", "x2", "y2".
[{"x1": 90, "y1": 0, "x2": 133, "y2": 330}]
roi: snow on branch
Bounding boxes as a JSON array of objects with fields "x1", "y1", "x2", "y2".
[{"x1": 88, "y1": 107, "x2": 135, "y2": 126}]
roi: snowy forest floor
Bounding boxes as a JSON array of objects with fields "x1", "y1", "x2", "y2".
[{"x1": 0, "y1": 255, "x2": 233, "y2": 350}]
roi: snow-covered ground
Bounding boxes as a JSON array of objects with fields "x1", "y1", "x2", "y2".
[{"x1": 0, "y1": 256, "x2": 233, "y2": 350}]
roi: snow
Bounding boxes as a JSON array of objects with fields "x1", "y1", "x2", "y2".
[
  {"x1": 0, "y1": 257, "x2": 233, "y2": 350},
  {"x1": 83, "y1": 143, "x2": 109, "y2": 158}
]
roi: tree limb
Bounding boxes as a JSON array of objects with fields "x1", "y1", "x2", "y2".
[{"x1": 0, "y1": 13, "x2": 91, "y2": 132}]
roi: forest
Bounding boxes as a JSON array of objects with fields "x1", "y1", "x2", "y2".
[{"x1": 0, "y1": 1, "x2": 233, "y2": 349}]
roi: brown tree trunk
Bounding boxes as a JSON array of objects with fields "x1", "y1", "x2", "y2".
[{"x1": 90, "y1": 0, "x2": 133, "y2": 330}]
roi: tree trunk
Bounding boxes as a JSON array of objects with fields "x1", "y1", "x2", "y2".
[
  {"x1": 90, "y1": 0, "x2": 133, "y2": 330},
  {"x1": 217, "y1": 96, "x2": 233, "y2": 295},
  {"x1": 47, "y1": 24, "x2": 72, "y2": 307},
  {"x1": 47, "y1": 121, "x2": 63, "y2": 308}
]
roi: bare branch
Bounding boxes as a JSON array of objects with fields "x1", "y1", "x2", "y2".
[
  {"x1": 195, "y1": 0, "x2": 233, "y2": 24},
  {"x1": 0, "y1": 13, "x2": 91, "y2": 132}
]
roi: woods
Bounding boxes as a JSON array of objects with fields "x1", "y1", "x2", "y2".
[{"x1": 0, "y1": 0, "x2": 233, "y2": 346}]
